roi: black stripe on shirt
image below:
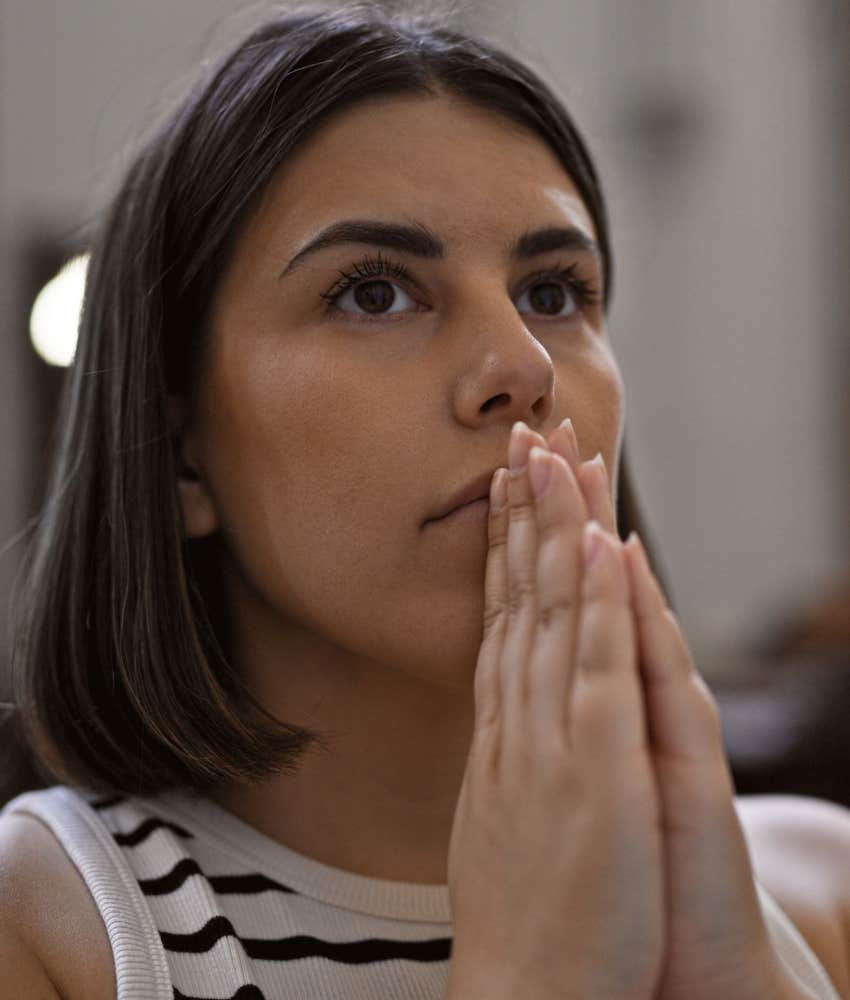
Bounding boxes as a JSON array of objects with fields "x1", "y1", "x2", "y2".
[
  {"x1": 139, "y1": 857, "x2": 296, "y2": 897},
  {"x1": 246, "y1": 933, "x2": 453, "y2": 963},
  {"x1": 113, "y1": 816, "x2": 193, "y2": 847},
  {"x1": 161, "y1": 916, "x2": 452, "y2": 963},
  {"x1": 88, "y1": 794, "x2": 125, "y2": 810},
  {"x1": 209, "y1": 872, "x2": 295, "y2": 896},
  {"x1": 174, "y1": 985, "x2": 266, "y2": 1000},
  {"x1": 139, "y1": 858, "x2": 205, "y2": 895}
]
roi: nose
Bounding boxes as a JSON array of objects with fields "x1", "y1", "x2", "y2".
[{"x1": 451, "y1": 298, "x2": 556, "y2": 434}]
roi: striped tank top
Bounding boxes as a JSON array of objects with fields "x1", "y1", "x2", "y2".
[{"x1": 3, "y1": 785, "x2": 841, "y2": 1000}]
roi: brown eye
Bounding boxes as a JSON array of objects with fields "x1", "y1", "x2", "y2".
[
  {"x1": 516, "y1": 280, "x2": 578, "y2": 318},
  {"x1": 531, "y1": 283, "x2": 566, "y2": 315},
  {"x1": 353, "y1": 280, "x2": 396, "y2": 313},
  {"x1": 332, "y1": 278, "x2": 417, "y2": 317}
]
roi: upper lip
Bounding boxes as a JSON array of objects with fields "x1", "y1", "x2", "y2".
[{"x1": 427, "y1": 468, "x2": 498, "y2": 522}]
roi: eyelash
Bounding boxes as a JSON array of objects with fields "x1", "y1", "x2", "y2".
[{"x1": 319, "y1": 251, "x2": 602, "y2": 316}]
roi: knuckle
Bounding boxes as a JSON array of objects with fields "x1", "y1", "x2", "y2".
[
  {"x1": 536, "y1": 515, "x2": 571, "y2": 541},
  {"x1": 576, "y1": 645, "x2": 610, "y2": 677},
  {"x1": 481, "y1": 599, "x2": 508, "y2": 638},
  {"x1": 508, "y1": 498, "x2": 536, "y2": 524},
  {"x1": 538, "y1": 594, "x2": 578, "y2": 630},
  {"x1": 507, "y1": 575, "x2": 536, "y2": 615},
  {"x1": 487, "y1": 521, "x2": 508, "y2": 548}
]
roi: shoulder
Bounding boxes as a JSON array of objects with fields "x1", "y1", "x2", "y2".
[
  {"x1": 735, "y1": 794, "x2": 850, "y2": 997},
  {"x1": 0, "y1": 809, "x2": 115, "y2": 1000}
]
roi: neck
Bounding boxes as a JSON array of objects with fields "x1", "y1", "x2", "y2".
[{"x1": 211, "y1": 605, "x2": 475, "y2": 885}]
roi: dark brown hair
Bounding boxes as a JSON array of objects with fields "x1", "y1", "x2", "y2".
[{"x1": 8, "y1": 1, "x2": 671, "y2": 797}]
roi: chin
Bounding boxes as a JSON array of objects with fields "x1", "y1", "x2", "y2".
[{"x1": 398, "y1": 621, "x2": 484, "y2": 693}]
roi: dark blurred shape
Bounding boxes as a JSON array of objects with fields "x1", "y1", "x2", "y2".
[
  {"x1": 21, "y1": 238, "x2": 77, "y2": 513},
  {"x1": 619, "y1": 86, "x2": 712, "y2": 169},
  {"x1": 717, "y1": 575, "x2": 850, "y2": 809},
  {"x1": 0, "y1": 706, "x2": 49, "y2": 805}
]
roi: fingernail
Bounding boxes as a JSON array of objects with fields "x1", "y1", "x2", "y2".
[
  {"x1": 551, "y1": 417, "x2": 579, "y2": 465},
  {"x1": 490, "y1": 468, "x2": 508, "y2": 512},
  {"x1": 626, "y1": 530, "x2": 646, "y2": 562},
  {"x1": 591, "y1": 453, "x2": 610, "y2": 490},
  {"x1": 529, "y1": 447, "x2": 551, "y2": 499},
  {"x1": 583, "y1": 520, "x2": 605, "y2": 567},
  {"x1": 509, "y1": 421, "x2": 529, "y2": 475}
]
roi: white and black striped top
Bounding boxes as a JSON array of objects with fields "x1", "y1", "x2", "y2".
[{"x1": 3, "y1": 786, "x2": 841, "y2": 1000}]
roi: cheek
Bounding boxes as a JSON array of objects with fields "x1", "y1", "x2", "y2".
[
  {"x1": 561, "y1": 345, "x2": 625, "y2": 462},
  {"x1": 195, "y1": 345, "x2": 491, "y2": 680},
  {"x1": 196, "y1": 350, "x2": 421, "y2": 618}
]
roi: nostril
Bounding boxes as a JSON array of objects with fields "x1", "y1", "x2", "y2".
[
  {"x1": 481, "y1": 393, "x2": 509, "y2": 413},
  {"x1": 532, "y1": 396, "x2": 549, "y2": 419}
]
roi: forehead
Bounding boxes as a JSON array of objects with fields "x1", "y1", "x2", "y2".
[{"x1": 244, "y1": 92, "x2": 597, "y2": 257}]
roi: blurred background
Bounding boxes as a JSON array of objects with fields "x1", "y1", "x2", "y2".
[{"x1": 1, "y1": 1, "x2": 849, "y2": 803}]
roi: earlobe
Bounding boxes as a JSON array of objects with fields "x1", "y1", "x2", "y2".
[
  {"x1": 178, "y1": 477, "x2": 219, "y2": 539},
  {"x1": 167, "y1": 394, "x2": 220, "y2": 539}
]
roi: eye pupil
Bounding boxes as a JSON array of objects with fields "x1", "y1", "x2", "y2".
[
  {"x1": 354, "y1": 280, "x2": 395, "y2": 313},
  {"x1": 529, "y1": 282, "x2": 567, "y2": 315}
]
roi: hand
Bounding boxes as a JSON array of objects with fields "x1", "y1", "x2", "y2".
[
  {"x1": 446, "y1": 420, "x2": 664, "y2": 1000},
  {"x1": 542, "y1": 420, "x2": 786, "y2": 1000}
]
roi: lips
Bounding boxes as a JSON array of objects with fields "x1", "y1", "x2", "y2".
[{"x1": 426, "y1": 468, "x2": 498, "y2": 523}]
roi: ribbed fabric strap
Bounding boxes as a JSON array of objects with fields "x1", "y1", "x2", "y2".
[
  {"x1": 4, "y1": 787, "x2": 173, "y2": 1000},
  {"x1": 755, "y1": 880, "x2": 841, "y2": 999}
]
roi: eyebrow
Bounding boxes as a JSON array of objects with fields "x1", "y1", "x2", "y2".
[{"x1": 279, "y1": 219, "x2": 601, "y2": 277}]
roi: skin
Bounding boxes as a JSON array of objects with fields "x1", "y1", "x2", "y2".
[
  {"x1": 179, "y1": 91, "x2": 623, "y2": 883},
  {"x1": 171, "y1": 91, "x2": 850, "y2": 997}
]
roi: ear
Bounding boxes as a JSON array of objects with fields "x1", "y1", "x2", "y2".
[{"x1": 166, "y1": 394, "x2": 219, "y2": 539}]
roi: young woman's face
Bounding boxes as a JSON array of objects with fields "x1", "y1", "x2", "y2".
[{"x1": 187, "y1": 92, "x2": 625, "y2": 688}]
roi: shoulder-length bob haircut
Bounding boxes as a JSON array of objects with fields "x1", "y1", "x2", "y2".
[{"x1": 10, "y1": 1, "x2": 671, "y2": 796}]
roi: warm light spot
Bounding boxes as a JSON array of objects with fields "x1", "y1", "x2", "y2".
[{"x1": 29, "y1": 253, "x2": 89, "y2": 367}]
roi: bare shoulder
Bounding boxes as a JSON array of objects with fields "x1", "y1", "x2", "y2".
[
  {"x1": 735, "y1": 793, "x2": 850, "y2": 997},
  {"x1": 0, "y1": 810, "x2": 115, "y2": 1000}
]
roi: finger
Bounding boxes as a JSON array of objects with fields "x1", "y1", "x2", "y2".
[
  {"x1": 576, "y1": 453, "x2": 618, "y2": 535},
  {"x1": 570, "y1": 522, "x2": 646, "y2": 754},
  {"x1": 474, "y1": 423, "x2": 551, "y2": 739},
  {"x1": 523, "y1": 446, "x2": 588, "y2": 738},
  {"x1": 624, "y1": 533, "x2": 744, "y2": 893},
  {"x1": 624, "y1": 533, "x2": 727, "y2": 769},
  {"x1": 546, "y1": 417, "x2": 580, "y2": 472},
  {"x1": 499, "y1": 421, "x2": 544, "y2": 727},
  {"x1": 473, "y1": 466, "x2": 509, "y2": 734},
  {"x1": 521, "y1": 424, "x2": 550, "y2": 457}
]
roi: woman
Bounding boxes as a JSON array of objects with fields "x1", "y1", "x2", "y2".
[{"x1": 1, "y1": 5, "x2": 847, "y2": 998}]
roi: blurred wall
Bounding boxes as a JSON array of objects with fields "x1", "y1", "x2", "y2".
[
  {"x1": 502, "y1": 0, "x2": 850, "y2": 671},
  {"x1": 1, "y1": 1, "x2": 848, "y2": 680}
]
